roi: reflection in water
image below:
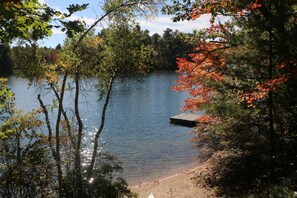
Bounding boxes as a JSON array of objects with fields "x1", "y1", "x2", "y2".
[{"x1": 7, "y1": 71, "x2": 201, "y2": 184}]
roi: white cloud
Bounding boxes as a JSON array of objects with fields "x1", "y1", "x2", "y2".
[
  {"x1": 51, "y1": 29, "x2": 64, "y2": 35},
  {"x1": 67, "y1": 15, "x2": 96, "y2": 26},
  {"x1": 137, "y1": 14, "x2": 212, "y2": 35},
  {"x1": 44, "y1": 3, "x2": 214, "y2": 47},
  {"x1": 45, "y1": 1, "x2": 213, "y2": 37},
  {"x1": 50, "y1": 14, "x2": 212, "y2": 36}
]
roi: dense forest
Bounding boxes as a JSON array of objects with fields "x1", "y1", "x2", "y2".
[{"x1": 1, "y1": 0, "x2": 297, "y2": 197}]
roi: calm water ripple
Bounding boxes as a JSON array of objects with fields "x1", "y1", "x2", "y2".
[{"x1": 7, "y1": 71, "x2": 201, "y2": 184}]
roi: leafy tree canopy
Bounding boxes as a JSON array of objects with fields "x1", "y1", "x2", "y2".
[{"x1": 0, "y1": 0, "x2": 88, "y2": 43}]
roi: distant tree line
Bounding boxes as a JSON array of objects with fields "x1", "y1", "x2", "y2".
[
  {"x1": 0, "y1": 27, "x2": 196, "y2": 76},
  {"x1": 150, "y1": 28, "x2": 195, "y2": 69}
]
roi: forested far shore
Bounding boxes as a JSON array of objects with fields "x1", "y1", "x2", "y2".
[{"x1": 0, "y1": 27, "x2": 197, "y2": 75}]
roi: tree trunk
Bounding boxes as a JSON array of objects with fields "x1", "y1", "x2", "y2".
[
  {"x1": 37, "y1": 94, "x2": 57, "y2": 158},
  {"x1": 51, "y1": 86, "x2": 75, "y2": 148},
  {"x1": 268, "y1": 1, "x2": 276, "y2": 181},
  {"x1": 74, "y1": 69, "x2": 83, "y2": 197},
  {"x1": 268, "y1": 0, "x2": 275, "y2": 156},
  {"x1": 87, "y1": 72, "x2": 116, "y2": 180},
  {"x1": 55, "y1": 71, "x2": 69, "y2": 197}
]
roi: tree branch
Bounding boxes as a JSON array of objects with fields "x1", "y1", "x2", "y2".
[
  {"x1": 37, "y1": 94, "x2": 56, "y2": 159},
  {"x1": 51, "y1": 85, "x2": 75, "y2": 149},
  {"x1": 73, "y1": 0, "x2": 153, "y2": 51}
]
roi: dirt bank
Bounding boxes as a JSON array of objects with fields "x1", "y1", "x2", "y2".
[{"x1": 130, "y1": 163, "x2": 216, "y2": 198}]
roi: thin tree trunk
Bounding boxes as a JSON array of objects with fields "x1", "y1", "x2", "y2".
[
  {"x1": 87, "y1": 72, "x2": 115, "y2": 180},
  {"x1": 55, "y1": 71, "x2": 69, "y2": 197},
  {"x1": 51, "y1": 86, "x2": 75, "y2": 149},
  {"x1": 74, "y1": 70, "x2": 83, "y2": 197},
  {"x1": 268, "y1": 1, "x2": 276, "y2": 181},
  {"x1": 268, "y1": 1, "x2": 275, "y2": 155}
]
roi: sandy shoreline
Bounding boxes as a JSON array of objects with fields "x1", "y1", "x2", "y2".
[{"x1": 130, "y1": 163, "x2": 216, "y2": 198}]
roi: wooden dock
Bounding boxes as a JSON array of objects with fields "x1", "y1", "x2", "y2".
[{"x1": 170, "y1": 113, "x2": 199, "y2": 127}]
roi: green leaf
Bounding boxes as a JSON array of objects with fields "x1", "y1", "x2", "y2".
[{"x1": 66, "y1": 3, "x2": 89, "y2": 17}]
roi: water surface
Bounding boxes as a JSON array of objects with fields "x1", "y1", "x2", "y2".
[{"x1": 7, "y1": 71, "x2": 200, "y2": 184}]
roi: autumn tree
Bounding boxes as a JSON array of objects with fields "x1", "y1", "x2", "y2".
[{"x1": 164, "y1": 0, "x2": 297, "y2": 196}]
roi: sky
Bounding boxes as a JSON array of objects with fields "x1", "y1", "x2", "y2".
[{"x1": 39, "y1": 0, "x2": 213, "y2": 48}]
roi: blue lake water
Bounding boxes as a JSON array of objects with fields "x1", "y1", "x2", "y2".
[{"x1": 7, "y1": 71, "x2": 200, "y2": 185}]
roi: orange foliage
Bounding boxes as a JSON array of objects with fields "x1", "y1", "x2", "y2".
[
  {"x1": 243, "y1": 58, "x2": 297, "y2": 107},
  {"x1": 251, "y1": 0, "x2": 262, "y2": 10},
  {"x1": 276, "y1": 58, "x2": 295, "y2": 69},
  {"x1": 190, "y1": 0, "x2": 262, "y2": 20},
  {"x1": 190, "y1": 0, "x2": 237, "y2": 20},
  {"x1": 197, "y1": 115, "x2": 217, "y2": 123},
  {"x1": 172, "y1": 42, "x2": 226, "y2": 112},
  {"x1": 174, "y1": 0, "x2": 293, "y2": 121}
]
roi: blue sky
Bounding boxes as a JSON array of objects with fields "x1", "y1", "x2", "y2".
[{"x1": 39, "y1": 0, "x2": 212, "y2": 47}]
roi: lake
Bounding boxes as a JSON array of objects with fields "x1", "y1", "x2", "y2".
[{"x1": 7, "y1": 71, "x2": 200, "y2": 185}]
